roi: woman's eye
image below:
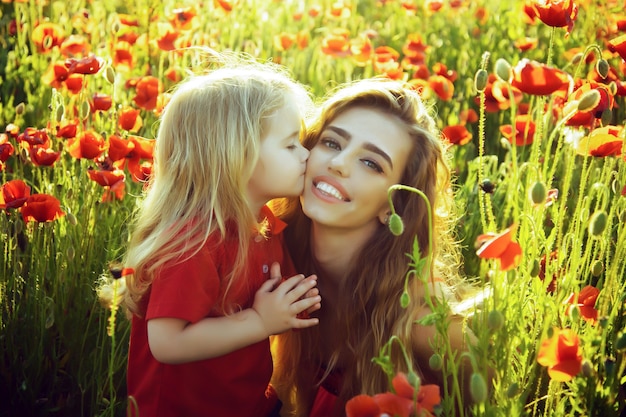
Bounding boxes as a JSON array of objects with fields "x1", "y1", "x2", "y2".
[
  {"x1": 320, "y1": 138, "x2": 341, "y2": 150},
  {"x1": 362, "y1": 159, "x2": 383, "y2": 173}
]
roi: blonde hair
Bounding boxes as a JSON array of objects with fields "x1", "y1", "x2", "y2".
[
  {"x1": 124, "y1": 56, "x2": 311, "y2": 317},
  {"x1": 272, "y1": 78, "x2": 467, "y2": 416}
]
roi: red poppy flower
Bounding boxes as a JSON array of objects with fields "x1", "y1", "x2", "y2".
[
  {"x1": 565, "y1": 285, "x2": 599, "y2": 324},
  {"x1": 157, "y1": 28, "x2": 180, "y2": 52},
  {"x1": 214, "y1": 0, "x2": 235, "y2": 12},
  {"x1": 608, "y1": 34, "x2": 626, "y2": 61},
  {"x1": 31, "y1": 22, "x2": 65, "y2": 52},
  {"x1": 511, "y1": 59, "x2": 572, "y2": 96},
  {"x1": 0, "y1": 179, "x2": 31, "y2": 209},
  {"x1": 67, "y1": 130, "x2": 107, "y2": 160},
  {"x1": 0, "y1": 133, "x2": 15, "y2": 163},
  {"x1": 112, "y1": 41, "x2": 134, "y2": 69},
  {"x1": 475, "y1": 224, "x2": 523, "y2": 271},
  {"x1": 165, "y1": 67, "x2": 181, "y2": 83},
  {"x1": 460, "y1": 108, "x2": 479, "y2": 124},
  {"x1": 349, "y1": 35, "x2": 373, "y2": 66},
  {"x1": 133, "y1": 76, "x2": 160, "y2": 111},
  {"x1": 92, "y1": 93, "x2": 113, "y2": 112},
  {"x1": 576, "y1": 125, "x2": 624, "y2": 157},
  {"x1": 514, "y1": 37, "x2": 538, "y2": 51},
  {"x1": 274, "y1": 32, "x2": 296, "y2": 51},
  {"x1": 107, "y1": 135, "x2": 135, "y2": 162},
  {"x1": 402, "y1": 34, "x2": 429, "y2": 67},
  {"x1": 125, "y1": 136, "x2": 155, "y2": 181},
  {"x1": 20, "y1": 194, "x2": 64, "y2": 222},
  {"x1": 532, "y1": 0, "x2": 578, "y2": 34},
  {"x1": 87, "y1": 167, "x2": 126, "y2": 187},
  {"x1": 500, "y1": 114, "x2": 536, "y2": 146},
  {"x1": 565, "y1": 82, "x2": 614, "y2": 128},
  {"x1": 18, "y1": 127, "x2": 50, "y2": 147},
  {"x1": 30, "y1": 146, "x2": 61, "y2": 166},
  {"x1": 168, "y1": 6, "x2": 196, "y2": 30},
  {"x1": 443, "y1": 125, "x2": 472, "y2": 145},
  {"x1": 327, "y1": 1, "x2": 351, "y2": 19},
  {"x1": 56, "y1": 120, "x2": 78, "y2": 139},
  {"x1": 428, "y1": 75, "x2": 454, "y2": 101},
  {"x1": 345, "y1": 373, "x2": 440, "y2": 417},
  {"x1": 374, "y1": 46, "x2": 400, "y2": 64},
  {"x1": 65, "y1": 73, "x2": 84, "y2": 94},
  {"x1": 42, "y1": 62, "x2": 70, "y2": 88},
  {"x1": 537, "y1": 328, "x2": 582, "y2": 381},
  {"x1": 321, "y1": 29, "x2": 351, "y2": 58},
  {"x1": 60, "y1": 34, "x2": 90, "y2": 56},
  {"x1": 118, "y1": 14, "x2": 139, "y2": 27},
  {"x1": 375, "y1": 60, "x2": 405, "y2": 80},
  {"x1": 475, "y1": 75, "x2": 524, "y2": 112},
  {"x1": 65, "y1": 55, "x2": 102, "y2": 75},
  {"x1": 118, "y1": 107, "x2": 143, "y2": 132},
  {"x1": 432, "y1": 63, "x2": 457, "y2": 82}
]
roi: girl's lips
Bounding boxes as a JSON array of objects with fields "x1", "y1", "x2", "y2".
[{"x1": 311, "y1": 176, "x2": 351, "y2": 202}]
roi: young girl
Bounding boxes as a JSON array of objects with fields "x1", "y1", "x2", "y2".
[{"x1": 123, "y1": 58, "x2": 321, "y2": 417}]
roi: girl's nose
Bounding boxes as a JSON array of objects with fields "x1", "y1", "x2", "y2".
[{"x1": 300, "y1": 145, "x2": 310, "y2": 162}]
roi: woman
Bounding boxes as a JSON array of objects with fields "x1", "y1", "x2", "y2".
[{"x1": 271, "y1": 77, "x2": 479, "y2": 417}]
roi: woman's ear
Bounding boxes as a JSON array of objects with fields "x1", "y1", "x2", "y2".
[{"x1": 378, "y1": 210, "x2": 391, "y2": 225}]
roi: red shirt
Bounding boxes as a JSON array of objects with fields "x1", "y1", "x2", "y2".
[{"x1": 127, "y1": 206, "x2": 294, "y2": 417}]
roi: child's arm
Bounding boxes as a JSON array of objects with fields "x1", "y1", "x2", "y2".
[{"x1": 147, "y1": 273, "x2": 320, "y2": 364}]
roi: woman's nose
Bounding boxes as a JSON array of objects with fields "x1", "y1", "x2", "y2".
[{"x1": 328, "y1": 153, "x2": 349, "y2": 177}]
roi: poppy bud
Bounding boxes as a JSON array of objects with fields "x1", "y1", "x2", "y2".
[
  {"x1": 506, "y1": 382, "x2": 520, "y2": 398},
  {"x1": 388, "y1": 213, "x2": 404, "y2": 236},
  {"x1": 474, "y1": 69, "x2": 488, "y2": 93},
  {"x1": 407, "y1": 371, "x2": 421, "y2": 390},
  {"x1": 570, "y1": 52, "x2": 583, "y2": 65},
  {"x1": 596, "y1": 59, "x2": 610, "y2": 79},
  {"x1": 429, "y1": 353, "x2": 443, "y2": 371},
  {"x1": 470, "y1": 372, "x2": 488, "y2": 403},
  {"x1": 66, "y1": 212, "x2": 77, "y2": 226},
  {"x1": 112, "y1": 20, "x2": 121, "y2": 34},
  {"x1": 400, "y1": 291, "x2": 410, "y2": 308},
  {"x1": 105, "y1": 66, "x2": 116, "y2": 84},
  {"x1": 600, "y1": 108, "x2": 612, "y2": 126},
  {"x1": 529, "y1": 259, "x2": 540, "y2": 277},
  {"x1": 80, "y1": 100, "x2": 90, "y2": 120},
  {"x1": 487, "y1": 310, "x2": 504, "y2": 331},
  {"x1": 55, "y1": 105, "x2": 64, "y2": 122},
  {"x1": 576, "y1": 89, "x2": 600, "y2": 113},
  {"x1": 43, "y1": 35, "x2": 53, "y2": 50},
  {"x1": 621, "y1": 209, "x2": 626, "y2": 223},
  {"x1": 494, "y1": 58, "x2": 512, "y2": 83},
  {"x1": 529, "y1": 181, "x2": 547, "y2": 205},
  {"x1": 579, "y1": 360, "x2": 594, "y2": 378},
  {"x1": 591, "y1": 260, "x2": 603, "y2": 277},
  {"x1": 67, "y1": 245, "x2": 75, "y2": 261},
  {"x1": 588, "y1": 210, "x2": 607, "y2": 236},
  {"x1": 15, "y1": 102, "x2": 25, "y2": 115}
]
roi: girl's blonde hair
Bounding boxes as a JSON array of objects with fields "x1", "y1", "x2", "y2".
[
  {"x1": 272, "y1": 77, "x2": 469, "y2": 416},
  {"x1": 124, "y1": 56, "x2": 311, "y2": 317}
]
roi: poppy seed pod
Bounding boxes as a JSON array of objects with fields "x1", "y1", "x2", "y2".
[
  {"x1": 596, "y1": 59, "x2": 610, "y2": 79},
  {"x1": 506, "y1": 382, "x2": 520, "y2": 398},
  {"x1": 388, "y1": 213, "x2": 404, "y2": 236},
  {"x1": 55, "y1": 105, "x2": 64, "y2": 122},
  {"x1": 588, "y1": 210, "x2": 608, "y2": 236},
  {"x1": 15, "y1": 102, "x2": 25, "y2": 115},
  {"x1": 470, "y1": 373, "x2": 488, "y2": 403},
  {"x1": 105, "y1": 66, "x2": 116, "y2": 84},
  {"x1": 474, "y1": 69, "x2": 488, "y2": 93},
  {"x1": 80, "y1": 100, "x2": 90, "y2": 120},
  {"x1": 487, "y1": 309, "x2": 504, "y2": 331},
  {"x1": 400, "y1": 291, "x2": 410, "y2": 308},
  {"x1": 591, "y1": 260, "x2": 603, "y2": 277},
  {"x1": 576, "y1": 89, "x2": 601, "y2": 113},
  {"x1": 494, "y1": 58, "x2": 512, "y2": 82},
  {"x1": 529, "y1": 181, "x2": 547, "y2": 205},
  {"x1": 429, "y1": 353, "x2": 443, "y2": 371}
]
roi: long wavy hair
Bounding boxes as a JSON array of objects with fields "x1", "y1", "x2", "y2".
[
  {"x1": 272, "y1": 78, "x2": 467, "y2": 416},
  {"x1": 123, "y1": 58, "x2": 311, "y2": 317}
]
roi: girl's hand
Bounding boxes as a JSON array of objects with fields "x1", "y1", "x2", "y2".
[{"x1": 251, "y1": 263, "x2": 320, "y2": 335}]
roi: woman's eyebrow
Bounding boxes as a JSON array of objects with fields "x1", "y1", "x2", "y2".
[{"x1": 326, "y1": 125, "x2": 393, "y2": 169}]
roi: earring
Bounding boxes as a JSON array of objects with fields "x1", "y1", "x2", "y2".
[{"x1": 384, "y1": 215, "x2": 389, "y2": 225}]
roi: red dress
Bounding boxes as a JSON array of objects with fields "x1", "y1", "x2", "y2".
[{"x1": 127, "y1": 206, "x2": 293, "y2": 417}]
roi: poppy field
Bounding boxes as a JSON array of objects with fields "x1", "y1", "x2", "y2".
[{"x1": 0, "y1": 0, "x2": 625, "y2": 416}]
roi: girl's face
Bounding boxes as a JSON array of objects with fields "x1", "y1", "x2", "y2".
[
  {"x1": 302, "y1": 106, "x2": 413, "y2": 232},
  {"x1": 247, "y1": 97, "x2": 309, "y2": 210}
]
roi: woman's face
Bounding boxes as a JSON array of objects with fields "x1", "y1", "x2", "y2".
[{"x1": 302, "y1": 106, "x2": 413, "y2": 231}]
